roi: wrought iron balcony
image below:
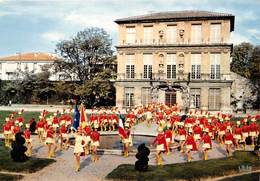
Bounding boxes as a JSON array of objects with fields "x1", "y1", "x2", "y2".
[{"x1": 116, "y1": 73, "x2": 231, "y2": 81}]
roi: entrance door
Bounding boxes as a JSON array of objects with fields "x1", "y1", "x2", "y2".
[{"x1": 165, "y1": 91, "x2": 176, "y2": 106}]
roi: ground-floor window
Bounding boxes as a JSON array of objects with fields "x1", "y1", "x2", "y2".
[
  {"x1": 190, "y1": 88, "x2": 200, "y2": 108},
  {"x1": 208, "y1": 88, "x2": 221, "y2": 110},
  {"x1": 124, "y1": 87, "x2": 134, "y2": 107},
  {"x1": 141, "y1": 87, "x2": 152, "y2": 105},
  {"x1": 165, "y1": 91, "x2": 176, "y2": 106}
]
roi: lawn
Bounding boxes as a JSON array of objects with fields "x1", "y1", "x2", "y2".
[
  {"x1": 219, "y1": 172, "x2": 260, "y2": 181},
  {"x1": 0, "y1": 142, "x2": 55, "y2": 173},
  {"x1": 0, "y1": 173, "x2": 23, "y2": 181},
  {"x1": 106, "y1": 151, "x2": 260, "y2": 181},
  {"x1": 0, "y1": 111, "x2": 41, "y2": 130}
]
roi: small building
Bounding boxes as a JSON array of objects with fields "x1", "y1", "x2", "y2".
[
  {"x1": 0, "y1": 52, "x2": 59, "y2": 81},
  {"x1": 114, "y1": 10, "x2": 235, "y2": 112}
]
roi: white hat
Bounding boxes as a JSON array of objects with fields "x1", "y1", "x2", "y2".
[
  {"x1": 18, "y1": 112, "x2": 21, "y2": 115},
  {"x1": 25, "y1": 124, "x2": 30, "y2": 128},
  {"x1": 188, "y1": 128, "x2": 193, "y2": 133},
  {"x1": 94, "y1": 124, "x2": 99, "y2": 129},
  {"x1": 158, "y1": 127, "x2": 163, "y2": 132},
  {"x1": 15, "y1": 120, "x2": 19, "y2": 125},
  {"x1": 47, "y1": 121, "x2": 52, "y2": 125},
  {"x1": 39, "y1": 115, "x2": 43, "y2": 119},
  {"x1": 236, "y1": 121, "x2": 240, "y2": 125},
  {"x1": 251, "y1": 118, "x2": 256, "y2": 122},
  {"x1": 5, "y1": 118, "x2": 9, "y2": 122},
  {"x1": 54, "y1": 113, "x2": 57, "y2": 116}
]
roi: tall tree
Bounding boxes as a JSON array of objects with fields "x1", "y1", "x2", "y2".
[
  {"x1": 53, "y1": 27, "x2": 115, "y2": 107},
  {"x1": 231, "y1": 42, "x2": 254, "y2": 78},
  {"x1": 231, "y1": 42, "x2": 260, "y2": 110},
  {"x1": 250, "y1": 46, "x2": 260, "y2": 109},
  {"x1": 54, "y1": 27, "x2": 114, "y2": 82}
]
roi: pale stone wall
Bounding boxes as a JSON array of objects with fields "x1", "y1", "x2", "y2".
[{"x1": 115, "y1": 16, "x2": 233, "y2": 111}]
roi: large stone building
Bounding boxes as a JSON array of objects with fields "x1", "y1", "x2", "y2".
[
  {"x1": 0, "y1": 52, "x2": 59, "y2": 81},
  {"x1": 114, "y1": 11, "x2": 235, "y2": 112}
]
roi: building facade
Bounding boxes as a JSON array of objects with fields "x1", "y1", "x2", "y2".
[
  {"x1": 114, "y1": 11, "x2": 235, "y2": 112},
  {"x1": 0, "y1": 52, "x2": 59, "y2": 81}
]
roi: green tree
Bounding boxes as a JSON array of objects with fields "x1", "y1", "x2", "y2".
[
  {"x1": 231, "y1": 42, "x2": 254, "y2": 78},
  {"x1": 250, "y1": 46, "x2": 260, "y2": 109},
  {"x1": 231, "y1": 43, "x2": 260, "y2": 109},
  {"x1": 53, "y1": 27, "x2": 116, "y2": 107}
]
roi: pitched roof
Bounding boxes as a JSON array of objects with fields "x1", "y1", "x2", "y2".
[
  {"x1": 115, "y1": 10, "x2": 235, "y2": 31},
  {"x1": 0, "y1": 52, "x2": 59, "y2": 62}
]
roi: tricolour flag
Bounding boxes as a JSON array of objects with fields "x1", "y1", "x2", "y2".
[{"x1": 118, "y1": 118, "x2": 126, "y2": 138}]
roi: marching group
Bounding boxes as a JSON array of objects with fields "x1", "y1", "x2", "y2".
[{"x1": 1, "y1": 103, "x2": 260, "y2": 171}]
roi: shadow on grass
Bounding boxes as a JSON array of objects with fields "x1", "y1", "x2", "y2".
[
  {"x1": 0, "y1": 173, "x2": 23, "y2": 181},
  {"x1": 0, "y1": 142, "x2": 55, "y2": 173},
  {"x1": 106, "y1": 151, "x2": 260, "y2": 181}
]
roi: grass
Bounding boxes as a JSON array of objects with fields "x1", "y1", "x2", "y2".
[
  {"x1": 106, "y1": 151, "x2": 260, "y2": 181},
  {"x1": 0, "y1": 111, "x2": 41, "y2": 130},
  {"x1": 0, "y1": 142, "x2": 55, "y2": 173},
  {"x1": 0, "y1": 173, "x2": 23, "y2": 181},
  {"x1": 219, "y1": 172, "x2": 260, "y2": 181}
]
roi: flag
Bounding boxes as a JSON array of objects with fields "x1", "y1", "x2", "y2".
[
  {"x1": 118, "y1": 118, "x2": 126, "y2": 138},
  {"x1": 79, "y1": 104, "x2": 87, "y2": 126},
  {"x1": 73, "y1": 104, "x2": 80, "y2": 129}
]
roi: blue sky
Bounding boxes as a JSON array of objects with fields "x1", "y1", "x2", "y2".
[{"x1": 0, "y1": 0, "x2": 259, "y2": 56}]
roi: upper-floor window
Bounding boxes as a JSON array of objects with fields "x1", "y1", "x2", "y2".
[
  {"x1": 210, "y1": 23, "x2": 221, "y2": 43},
  {"x1": 166, "y1": 25, "x2": 177, "y2": 43},
  {"x1": 210, "y1": 53, "x2": 221, "y2": 79},
  {"x1": 191, "y1": 24, "x2": 202, "y2": 43},
  {"x1": 126, "y1": 27, "x2": 136, "y2": 44},
  {"x1": 166, "y1": 53, "x2": 176, "y2": 79},
  {"x1": 143, "y1": 26, "x2": 153, "y2": 44},
  {"x1": 191, "y1": 54, "x2": 201, "y2": 79},
  {"x1": 125, "y1": 54, "x2": 135, "y2": 79},
  {"x1": 143, "y1": 54, "x2": 152, "y2": 79}
]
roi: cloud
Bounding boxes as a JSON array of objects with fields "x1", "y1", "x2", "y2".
[
  {"x1": 247, "y1": 28, "x2": 260, "y2": 41},
  {"x1": 230, "y1": 32, "x2": 250, "y2": 45},
  {"x1": 63, "y1": 11, "x2": 118, "y2": 32},
  {"x1": 41, "y1": 31, "x2": 65, "y2": 42}
]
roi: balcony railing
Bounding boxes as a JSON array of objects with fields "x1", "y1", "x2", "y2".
[
  {"x1": 117, "y1": 73, "x2": 231, "y2": 81},
  {"x1": 119, "y1": 39, "x2": 229, "y2": 46}
]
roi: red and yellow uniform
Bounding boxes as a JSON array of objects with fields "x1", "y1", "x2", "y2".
[
  {"x1": 224, "y1": 132, "x2": 234, "y2": 145},
  {"x1": 201, "y1": 134, "x2": 212, "y2": 149},
  {"x1": 24, "y1": 129, "x2": 31, "y2": 143},
  {"x1": 193, "y1": 125, "x2": 202, "y2": 141},
  {"x1": 91, "y1": 130, "x2": 100, "y2": 147},
  {"x1": 184, "y1": 135, "x2": 197, "y2": 151},
  {"x1": 153, "y1": 133, "x2": 167, "y2": 152},
  {"x1": 178, "y1": 127, "x2": 186, "y2": 141}
]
